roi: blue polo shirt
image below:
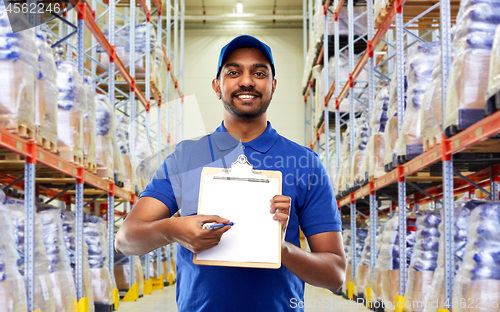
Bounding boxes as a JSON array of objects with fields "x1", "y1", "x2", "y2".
[{"x1": 141, "y1": 121, "x2": 341, "y2": 312}]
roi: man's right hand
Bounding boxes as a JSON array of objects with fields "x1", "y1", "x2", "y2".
[
  {"x1": 116, "y1": 197, "x2": 232, "y2": 256},
  {"x1": 169, "y1": 215, "x2": 232, "y2": 254}
]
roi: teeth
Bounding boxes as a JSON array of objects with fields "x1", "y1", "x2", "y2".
[{"x1": 237, "y1": 95, "x2": 256, "y2": 99}]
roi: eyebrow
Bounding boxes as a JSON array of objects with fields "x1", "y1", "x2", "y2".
[
  {"x1": 224, "y1": 62, "x2": 270, "y2": 71},
  {"x1": 253, "y1": 63, "x2": 270, "y2": 71},
  {"x1": 224, "y1": 62, "x2": 240, "y2": 68}
]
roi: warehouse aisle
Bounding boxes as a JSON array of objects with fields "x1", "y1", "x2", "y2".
[
  {"x1": 118, "y1": 284, "x2": 370, "y2": 311},
  {"x1": 118, "y1": 285, "x2": 178, "y2": 312}
]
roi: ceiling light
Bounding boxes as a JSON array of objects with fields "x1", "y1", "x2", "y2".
[{"x1": 236, "y1": 2, "x2": 243, "y2": 14}]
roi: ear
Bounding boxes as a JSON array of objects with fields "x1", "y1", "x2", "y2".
[
  {"x1": 212, "y1": 78, "x2": 221, "y2": 100},
  {"x1": 270, "y1": 78, "x2": 277, "y2": 99}
]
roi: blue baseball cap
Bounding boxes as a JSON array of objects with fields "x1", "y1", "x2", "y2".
[{"x1": 216, "y1": 35, "x2": 275, "y2": 79}]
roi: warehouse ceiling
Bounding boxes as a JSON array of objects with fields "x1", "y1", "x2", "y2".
[{"x1": 181, "y1": 0, "x2": 305, "y2": 29}]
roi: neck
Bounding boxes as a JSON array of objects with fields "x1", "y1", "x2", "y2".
[{"x1": 222, "y1": 112, "x2": 268, "y2": 143}]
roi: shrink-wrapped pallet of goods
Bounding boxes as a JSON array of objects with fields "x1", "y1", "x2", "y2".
[{"x1": 444, "y1": 0, "x2": 500, "y2": 136}]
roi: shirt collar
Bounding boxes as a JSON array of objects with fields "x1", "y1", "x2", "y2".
[{"x1": 213, "y1": 121, "x2": 279, "y2": 153}]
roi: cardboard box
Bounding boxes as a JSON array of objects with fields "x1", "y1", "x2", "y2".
[
  {"x1": 83, "y1": 118, "x2": 96, "y2": 165},
  {"x1": 422, "y1": 79, "x2": 442, "y2": 151},
  {"x1": 0, "y1": 61, "x2": 36, "y2": 133},
  {"x1": 57, "y1": 109, "x2": 83, "y2": 159},
  {"x1": 114, "y1": 264, "x2": 133, "y2": 291},
  {"x1": 49, "y1": 270, "x2": 77, "y2": 312},
  {"x1": 114, "y1": 140, "x2": 125, "y2": 183},
  {"x1": 352, "y1": 152, "x2": 366, "y2": 184},
  {"x1": 445, "y1": 54, "x2": 491, "y2": 129},
  {"x1": 355, "y1": 264, "x2": 370, "y2": 296},
  {"x1": 36, "y1": 80, "x2": 58, "y2": 148},
  {"x1": 455, "y1": 54, "x2": 491, "y2": 111},
  {"x1": 0, "y1": 275, "x2": 27, "y2": 312},
  {"x1": 96, "y1": 51, "x2": 152, "y2": 80},
  {"x1": 135, "y1": 259, "x2": 144, "y2": 296},
  {"x1": 404, "y1": 270, "x2": 434, "y2": 312},
  {"x1": 91, "y1": 268, "x2": 113, "y2": 304},
  {"x1": 95, "y1": 135, "x2": 114, "y2": 180},
  {"x1": 371, "y1": 266, "x2": 382, "y2": 301},
  {"x1": 35, "y1": 79, "x2": 46, "y2": 130},
  {"x1": 369, "y1": 133, "x2": 386, "y2": 179},
  {"x1": 381, "y1": 269, "x2": 400, "y2": 311},
  {"x1": 463, "y1": 279, "x2": 500, "y2": 312},
  {"x1": 96, "y1": 52, "x2": 131, "y2": 76},
  {"x1": 34, "y1": 273, "x2": 56, "y2": 312},
  {"x1": 162, "y1": 261, "x2": 169, "y2": 281},
  {"x1": 384, "y1": 116, "x2": 398, "y2": 166},
  {"x1": 122, "y1": 154, "x2": 134, "y2": 191}
]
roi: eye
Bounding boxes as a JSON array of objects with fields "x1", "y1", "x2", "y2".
[
  {"x1": 254, "y1": 72, "x2": 266, "y2": 77},
  {"x1": 227, "y1": 71, "x2": 239, "y2": 76}
]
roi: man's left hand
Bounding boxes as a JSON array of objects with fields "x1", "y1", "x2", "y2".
[{"x1": 270, "y1": 195, "x2": 291, "y2": 243}]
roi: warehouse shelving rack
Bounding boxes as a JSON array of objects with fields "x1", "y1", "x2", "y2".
[
  {"x1": 303, "y1": 0, "x2": 500, "y2": 309},
  {"x1": 0, "y1": 0, "x2": 185, "y2": 311},
  {"x1": 158, "y1": 0, "x2": 184, "y2": 287}
]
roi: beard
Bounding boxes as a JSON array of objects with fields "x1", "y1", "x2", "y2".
[{"x1": 220, "y1": 87, "x2": 270, "y2": 120}]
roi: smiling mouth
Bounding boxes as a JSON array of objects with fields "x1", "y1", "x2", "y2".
[{"x1": 235, "y1": 94, "x2": 258, "y2": 99}]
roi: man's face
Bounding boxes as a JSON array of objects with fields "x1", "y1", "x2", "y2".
[{"x1": 213, "y1": 47, "x2": 276, "y2": 120}]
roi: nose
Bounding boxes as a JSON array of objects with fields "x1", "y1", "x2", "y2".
[{"x1": 238, "y1": 70, "x2": 255, "y2": 88}]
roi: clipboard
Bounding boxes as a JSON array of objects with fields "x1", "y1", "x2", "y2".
[{"x1": 193, "y1": 155, "x2": 283, "y2": 269}]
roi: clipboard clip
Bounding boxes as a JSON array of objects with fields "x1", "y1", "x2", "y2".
[{"x1": 213, "y1": 155, "x2": 269, "y2": 183}]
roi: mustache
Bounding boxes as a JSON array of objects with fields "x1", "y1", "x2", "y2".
[{"x1": 231, "y1": 88, "x2": 263, "y2": 98}]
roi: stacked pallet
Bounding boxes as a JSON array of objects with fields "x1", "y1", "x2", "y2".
[
  {"x1": 83, "y1": 77, "x2": 97, "y2": 173},
  {"x1": 95, "y1": 95, "x2": 115, "y2": 181},
  {"x1": 8, "y1": 199, "x2": 56, "y2": 311},
  {"x1": 83, "y1": 215, "x2": 115, "y2": 309},
  {"x1": 335, "y1": 123, "x2": 352, "y2": 197},
  {"x1": 444, "y1": 0, "x2": 500, "y2": 136},
  {"x1": 0, "y1": 199, "x2": 27, "y2": 312},
  {"x1": 404, "y1": 211, "x2": 441, "y2": 312},
  {"x1": 61, "y1": 211, "x2": 95, "y2": 312},
  {"x1": 96, "y1": 25, "x2": 158, "y2": 91},
  {"x1": 116, "y1": 115, "x2": 135, "y2": 192},
  {"x1": 35, "y1": 30, "x2": 58, "y2": 153},
  {"x1": 421, "y1": 46, "x2": 445, "y2": 151},
  {"x1": 396, "y1": 41, "x2": 439, "y2": 163},
  {"x1": 367, "y1": 86, "x2": 389, "y2": 181},
  {"x1": 383, "y1": 68, "x2": 406, "y2": 172},
  {"x1": 486, "y1": 25, "x2": 500, "y2": 114},
  {"x1": 351, "y1": 111, "x2": 370, "y2": 191},
  {"x1": 38, "y1": 208, "x2": 78, "y2": 312},
  {"x1": 56, "y1": 61, "x2": 87, "y2": 166},
  {"x1": 0, "y1": 5, "x2": 37, "y2": 140}
]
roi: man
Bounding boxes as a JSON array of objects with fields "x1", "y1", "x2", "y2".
[{"x1": 116, "y1": 35, "x2": 346, "y2": 311}]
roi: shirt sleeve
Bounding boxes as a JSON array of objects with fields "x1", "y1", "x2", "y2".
[
  {"x1": 298, "y1": 152, "x2": 342, "y2": 237},
  {"x1": 140, "y1": 152, "x2": 181, "y2": 216}
]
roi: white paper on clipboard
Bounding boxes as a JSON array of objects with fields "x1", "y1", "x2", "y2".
[{"x1": 194, "y1": 155, "x2": 282, "y2": 268}]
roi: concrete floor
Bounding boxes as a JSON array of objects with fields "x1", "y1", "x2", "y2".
[{"x1": 117, "y1": 284, "x2": 371, "y2": 312}]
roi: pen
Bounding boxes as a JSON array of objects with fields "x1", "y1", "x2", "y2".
[{"x1": 203, "y1": 222, "x2": 235, "y2": 230}]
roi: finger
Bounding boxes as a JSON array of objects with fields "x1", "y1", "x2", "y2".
[
  {"x1": 270, "y1": 202, "x2": 291, "y2": 214},
  {"x1": 271, "y1": 202, "x2": 290, "y2": 210},
  {"x1": 270, "y1": 196, "x2": 291, "y2": 213},
  {"x1": 273, "y1": 213, "x2": 289, "y2": 230},
  {"x1": 273, "y1": 212, "x2": 289, "y2": 222},
  {"x1": 200, "y1": 215, "x2": 231, "y2": 224},
  {"x1": 270, "y1": 195, "x2": 291, "y2": 204},
  {"x1": 202, "y1": 225, "x2": 232, "y2": 238}
]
